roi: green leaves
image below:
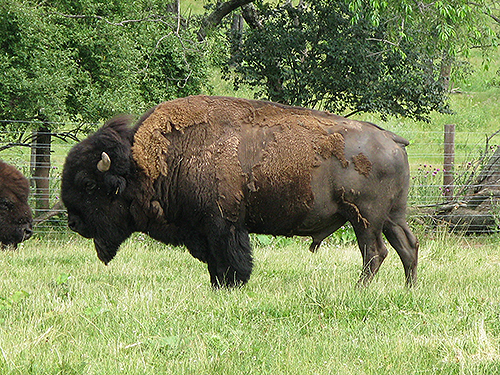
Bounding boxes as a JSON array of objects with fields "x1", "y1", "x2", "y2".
[
  {"x1": 0, "y1": 1, "x2": 210, "y2": 131},
  {"x1": 225, "y1": 0, "x2": 454, "y2": 121},
  {"x1": 348, "y1": 0, "x2": 496, "y2": 58},
  {"x1": 0, "y1": 3, "x2": 76, "y2": 123}
]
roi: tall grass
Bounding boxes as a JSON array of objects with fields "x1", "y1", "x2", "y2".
[{"x1": 0, "y1": 232, "x2": 499, "y2": 374}]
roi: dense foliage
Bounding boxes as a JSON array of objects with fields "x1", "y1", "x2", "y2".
[
  {"x1": 0, "y1": 0, "x2": 497, "y2": 129},
  {"x1": 221, "y1": 0, "x2": 496, "y2": 121},
  {"x1": 0, "y1": 0, "x2": 209, "y2": 131},
  {"x1": 349, "y1": 0, "x2": 496, "y2": 57}
]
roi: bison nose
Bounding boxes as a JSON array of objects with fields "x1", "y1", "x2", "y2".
[{"x1": 68, "y1": 217, "x2": 78, "y2": 231}]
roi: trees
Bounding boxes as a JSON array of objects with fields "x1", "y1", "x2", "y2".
[
  {"x1": 0, "y1": 0, "x2": 209, "y2": 125},
  {"x1": 2, "y1": 0, "x2": 495, "y2": 129},
  {"x1": 207, "y1": 0, "x2": 497, "y2": 121},
  {"x1": 1, "y1": 0, "x2": 497, "y2": 218}
]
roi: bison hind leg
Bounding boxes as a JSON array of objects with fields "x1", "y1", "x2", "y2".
[
  {"x1": 383, "y1": 218, "x2": 419, "y2": 287},
  {"x1": 309, "y1": 239, "x2": 322, "y2": 253},
  {"x1": 353, "y1": 226, "x2": 388, "y2": 287},
  {"x1": 207, "y1": 224, "x2": 253, "y2": 289}
]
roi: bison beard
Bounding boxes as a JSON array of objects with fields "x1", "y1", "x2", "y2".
[
  {"x1": 61, "y1": 95, "x2": 418, "y2": 288},
  {"x1": 0, "y1": 161, "x2": 33, "y2": 249},
  {"x1": 94, "y1": 238, "x2": 121, "y2": 265}
]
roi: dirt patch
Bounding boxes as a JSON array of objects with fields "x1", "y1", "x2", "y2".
[{"x1": 352, "y1": 153, "x2": 372, "y2": 177}]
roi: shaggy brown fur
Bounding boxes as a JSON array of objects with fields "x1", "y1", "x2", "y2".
[
  {"x1": 133, "y1": 96, "x2": 351, "y2": 180},
  {"x1": 132, "y1": 96, "x2": 354, "y2": 222},
  {"x1": 0, "y1": 161, "x2": 33, "y2": 248},
  {"x1": 133, "y1": 96, "x2": 255, "y2": 180},
  {"x1": 352, "y1": 153, "x2": 373, "y2": 177}
]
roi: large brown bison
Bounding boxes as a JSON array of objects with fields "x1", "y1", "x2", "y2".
[
  {"x1": 0, "y1": 160, "x2": 33, "y2": 248},
  {"x1": 61, "y1": 95, "x2": 418, "y2": 287}
]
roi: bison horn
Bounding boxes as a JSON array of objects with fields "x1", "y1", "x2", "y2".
[{"x1": 97, "y1": 152, "x2": 111, "y2": 172}]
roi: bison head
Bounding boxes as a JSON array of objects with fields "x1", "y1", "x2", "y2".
[
  {"x1": 61, "y1": 116, "x2": 138, "y2": 264},
  {"x1": 0, "y1": 161, "x2": 33, "y2": 248}
]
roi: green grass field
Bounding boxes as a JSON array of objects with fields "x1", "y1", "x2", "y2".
[{"x1": 0, "y1": 231, "x2": 499, "y2": 374}]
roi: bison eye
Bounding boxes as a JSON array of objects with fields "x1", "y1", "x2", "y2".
[{"x1": 84, "y1": 180, "x2": 97, "y2": 193}]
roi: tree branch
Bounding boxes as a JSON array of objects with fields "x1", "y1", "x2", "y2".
[
  {"x1": 198, "y1": 0, "x2": 255, "y2": 41},
  {"x1": 0, "y1": 124, "x2": 83, "y2": 152},
  {"x1": 366, "y1": 37, "x2": 399, "y2": 47},
  {"x1": 0, "y1": 143, "x2": 32, "y2": 153},
  {"x1": 33, "y1": 200, "x2": 65, "y2": 226},
  {"x1": 241, "y1": 3, "x2": 262, "y2": 29},
  {"x1": 57, "y1": 13, "x2": 168, "y2": 27}
]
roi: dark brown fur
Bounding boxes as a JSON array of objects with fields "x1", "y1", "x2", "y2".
[
  {"x1": 62, "y1": 95, "x2": 418, "y2": 288},
  {"x1": 0, "y1": 161, "x2": 33, "y2": 248}
]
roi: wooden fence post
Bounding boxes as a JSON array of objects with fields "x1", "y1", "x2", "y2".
[
  {"x1": 443, "y1": 124, "x2": 455, "y2": 199},
  {"x1": 32, "y1": 125, "x2": 51, "y2": 217}
]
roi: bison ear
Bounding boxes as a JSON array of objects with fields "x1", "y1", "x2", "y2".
[{"x1": 103, "y1": 174, "x2": 127, "y2": 196}]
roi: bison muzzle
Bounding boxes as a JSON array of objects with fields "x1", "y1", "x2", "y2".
[
  {"x1": 61, "y1": 95, "x2": 418, "y2": 288},
  {"x1": 0, "y1": 161, "x2": 33, "y2": 248}
]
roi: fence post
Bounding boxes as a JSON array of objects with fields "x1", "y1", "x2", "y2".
[
  {"x1": 443, "y1": 124, "x2": 455, "y2": 199},
  {"x1": 32, "y1": 125, "x2": 51, "y2": 217}
]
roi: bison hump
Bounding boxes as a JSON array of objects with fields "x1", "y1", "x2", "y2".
[{"x1": 132, "y1": 96, "x2": 256, "y2": 179}]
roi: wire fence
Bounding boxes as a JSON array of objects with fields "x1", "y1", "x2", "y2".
[{"x1": 1, "y1": 121, "x2": 500, "y2": 238}]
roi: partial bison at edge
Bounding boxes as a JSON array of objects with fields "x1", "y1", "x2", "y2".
[
  {"x1": 0, "y1": 160, "x2": 33, "y2": 248},
  {"x1": 61, "y1": 95, "x2": 418, "y2": 288}
]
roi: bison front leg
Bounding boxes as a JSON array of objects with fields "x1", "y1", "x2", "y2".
[{"x1": 206, "y1": 223, "x2": 253, "y2": 288}]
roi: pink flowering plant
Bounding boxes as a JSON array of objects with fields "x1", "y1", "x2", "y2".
[
  {"x1": 409, "y1": 164, "x2": 448, "y2": 206},
  {"x1": 409, "y1": 144, "x2": 499, "y2": 207}
]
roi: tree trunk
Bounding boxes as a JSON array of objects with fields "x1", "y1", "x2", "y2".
[
  {"x1": 241, "y1": 3, "x2": 262, "y2": 29},
  {"x1": 472, "y1": 145, "x2": 500, "y2": 194},
  {"x1": 166, "y1": 1, "x2": 179, "y2": 14},
  {"x1": 198, "y1": 0, "x2": 255, "y2": 41},
  {"x1": 435, "y1": 206, "x2": 497, "y2": 234},
  {"x1": 32, "y1": 125, "x2": 51, "y2": 217},
  {"x1": 440, "y1": 53, "x2": 453, "y2": 92}
]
